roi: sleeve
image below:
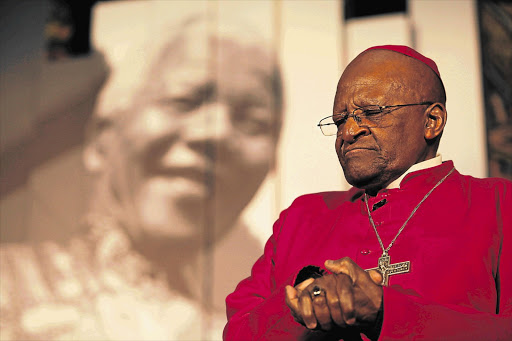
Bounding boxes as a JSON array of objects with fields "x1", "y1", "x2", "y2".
[
  {"x1": 378, "y1": 181, "x2": 512, "y2": 341},
  {"x1": 223, "y1": 209, "x2": 308, "y2": 341}
]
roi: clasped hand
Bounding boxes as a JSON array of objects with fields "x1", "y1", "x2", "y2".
[{"x1": 285, "y1": 257, "x2": 383, "y2": 334}]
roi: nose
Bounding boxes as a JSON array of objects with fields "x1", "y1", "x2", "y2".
[
  {"x1": 183, "y1": 101, "x2": 233, "y2": 144},
  {"x1": 340, "y1": 116, "x2": 370, "y2": 143}
]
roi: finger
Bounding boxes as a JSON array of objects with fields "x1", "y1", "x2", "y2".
[
  {"x1": 325, "y1": 258, "x2": 357, "y2": 280},
  {"x1": 296, "y1": 278, "x2": 315, "y2": 293},
  {"x1": 325, "y1": 285, "x2": 344, "y2": 327},
  {"x1": 335, "y1": 273, "x2": 356, "y2": 325},
  {"x1": 299, "y1": 290, "x2": 317, "y2": 329},
  {"x1": 311, "y1": 290, "x2": 332, "y2": 330},
  {"x1": 327, "y1": 258, "x2": 378, "y2": 290},
  {"x1": 326, "y1": 287, "x2": 345, "y2": 326},
  {"x1": 361, "y1": 271, "x2": 384, "y2": 313},
  {"x1": 285, "y1": 285, "x2": 299, "y2": 311},
  {"x1": 368, "y1": 270, "x2": 383, "y2": 285},
  {"x1": 285, "y1": 285, "x2": 303, "y2": 324},
  {"x1": 286, "y1": 278, "x2": 316, "y2": 326}
]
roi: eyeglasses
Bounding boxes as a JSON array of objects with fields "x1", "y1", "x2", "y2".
[{"x1": 317, "y1": 102, "x2": 433, "y2": 136}]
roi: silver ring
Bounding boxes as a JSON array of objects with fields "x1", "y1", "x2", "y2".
[{"x1": 312, "y1": 286, "x2": 322, "y2": 297}]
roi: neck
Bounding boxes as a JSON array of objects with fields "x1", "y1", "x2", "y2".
[
  {"x1": 132, "y1": 233, "x2": 214, "y2": 303},
  {"x1": 386, "y1": 154, "x2": 443, "y2": 190},
  {"x1": 363, "y1": 154, "x2": 443, "y2": 196}
]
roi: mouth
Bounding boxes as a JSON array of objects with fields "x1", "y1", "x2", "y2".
[
  {"x1": 342, "y1": 146, "x2": 377, "y2": 157},
  {"x1": 149, "y1": 166, "x2": 212, "y2": 184}
]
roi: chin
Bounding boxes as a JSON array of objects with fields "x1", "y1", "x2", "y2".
[
  {"x1": 346, "y1": 176, "x2": 374, "y2": 190},
  {"x1": 342, "y1": 162, "x2": 375, "y2": 183},
  {"x1": 343, "y1": 168, "x2": 386, "y2": 193},
  {"x1": 146, "y1": 223, "x2": 199, "y2": 239},
  {"x1": 132, "y1": 204, "x2": 201, "y2": 242},
  {"x1": 341, "y1": 154, "x2": 392, "y2": 188},
  {"x1": 130, "y1": 224, "x2": 204, "y2": 255}
]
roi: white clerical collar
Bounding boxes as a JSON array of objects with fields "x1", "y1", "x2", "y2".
[{"x1": 387, "y1": 154, "x2": 443, "y2": 189}]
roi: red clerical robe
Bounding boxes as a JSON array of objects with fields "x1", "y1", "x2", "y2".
[{"x1": 224, "y1": 161, "x2": 512, "y2": 340}]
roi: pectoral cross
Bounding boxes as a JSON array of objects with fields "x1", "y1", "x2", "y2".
[{"x1": 366, "y1": 252, "x2": 410, "y2": 286}]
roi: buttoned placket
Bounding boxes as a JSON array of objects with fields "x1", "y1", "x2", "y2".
[{"x1": 356, "y1": 191, "x2": 390, "y2": 267}]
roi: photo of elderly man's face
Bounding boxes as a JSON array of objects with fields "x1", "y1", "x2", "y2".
[
  {"x1": 87, "y1": 17, "x2": 281, "y2": 246},
  {"x1": 0, "y1": 5, "x2": 283, "y2": 338}
]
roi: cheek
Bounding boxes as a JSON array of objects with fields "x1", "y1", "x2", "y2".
[
  {"x1": 222, "y1": 134, "x2": 274, "y2": 171},
  {"x1": 335, "y1": 136, "x2": 343, "y2": 156},
  {"x1": 105, "y1": 131, "x2": 150, "y2": 198},
  {"x1": 378, "y1": 124, "x2": 424, "y2": 166},
  {"x1": 121, "y1": 106, "x2": 179, "y2": 153}
]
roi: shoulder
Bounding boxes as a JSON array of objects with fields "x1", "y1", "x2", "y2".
[
  {"x1": 454, "y1": 171, "x2": 512, "y2": 197},
  {"x1": 272, "y1": 188, "x2": 362, "y2": 237},
  {"x1": 447, "y1": 171, "x2": 512, "y2": 220}
]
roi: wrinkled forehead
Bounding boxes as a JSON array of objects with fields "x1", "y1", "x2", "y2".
[
  {"x1": 144, "y1": 29, "x2": 277, "y2": 97},
  {"x1": 94, "y1": 15, "x2": 279, "y2": 121}
]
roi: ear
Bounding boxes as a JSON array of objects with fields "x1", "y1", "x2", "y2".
[{"x1": 424, "y1": 103, "x2": 447, "y2": 140}]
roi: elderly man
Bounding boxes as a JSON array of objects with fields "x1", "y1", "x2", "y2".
[{"x1": 224, "y1": 45, "x2": 512, "y2": 340}]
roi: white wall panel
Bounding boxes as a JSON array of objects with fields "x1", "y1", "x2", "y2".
[
  {"x1": 411, "y1": 0, "x2": 486, "y2": 177},
  {"x1": 277, "y1": 0, "x2": 345, "y2": 215}
]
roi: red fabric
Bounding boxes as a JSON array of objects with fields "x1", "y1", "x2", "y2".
[
  {"x1": 224, "y1": 161, "x2": 512, "y2": 340},
  {"x1": 364, "y1": 45, "x2": 441, "y2": 78}
]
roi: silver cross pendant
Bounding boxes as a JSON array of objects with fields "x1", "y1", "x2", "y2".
[{"x1": 366, "y1": 252, "x2": 410, "y2": 286}]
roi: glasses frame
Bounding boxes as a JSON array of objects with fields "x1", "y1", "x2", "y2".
[{"x1": 317, "y1": 101, "x2": 434, "y2": 136}]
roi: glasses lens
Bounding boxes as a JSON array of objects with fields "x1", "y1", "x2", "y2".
[
  {"x1": 354, "y1": 106, "x2": 384, "y2": 127},
  {"x1": 319, "y1": 117, "x2": 338, "y2": 136}
]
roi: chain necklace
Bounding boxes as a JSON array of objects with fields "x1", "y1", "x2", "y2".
[{"x1": 364, "y1": 166, "x2": 455, "y2": 285}]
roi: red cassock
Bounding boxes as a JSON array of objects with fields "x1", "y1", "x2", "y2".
[{"x1": 224, "y1": 161, "x2": 512, "y2": 340}]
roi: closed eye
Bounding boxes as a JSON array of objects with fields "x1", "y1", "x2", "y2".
[
  {"x1": 361, "y1": 107, "x2": 385, "y2": 117},
  {"x1": 333, "y1": 113, "x2": 348, "y2": 126}
]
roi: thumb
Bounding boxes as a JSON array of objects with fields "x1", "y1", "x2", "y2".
[
  {"x1": 368, "y1": 270, "x2": 383, "y2": 285},
  {"x1": 324, "y1": 259, "x2": 349, "y2": 274}
]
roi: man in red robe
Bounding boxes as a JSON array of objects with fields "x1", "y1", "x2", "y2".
[{"x1": 224, "y1": 45, "x2": 512, "y2": 340}]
